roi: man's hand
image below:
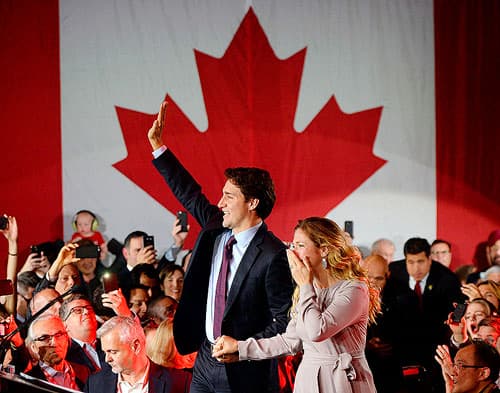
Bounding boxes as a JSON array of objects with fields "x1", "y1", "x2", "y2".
[
  {"x1": 137, "y1": 245, "x2": 157, "y2": 264},
  {"x1": 172, "y1": 219, "x2": 189, "y2": 248},
  {"x1": 102, "y1": 289, "x2": 132, "y2": 317},
  {"x1": 148, "y1": 101, "x2": 167, "y2": 150}
]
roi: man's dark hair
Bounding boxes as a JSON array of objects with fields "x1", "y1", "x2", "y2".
[
  {"x1": 17, "y1": 271, "x2": 41, "y2": 294},
  {"x1": 224, "y1": 167, "x2": 276, "y2": 220},
  {"x1": 431, "y1": 239, "x2": 452, "y2": 251},
  {"x1": 123, "y1": 230, "x2": 148, "y2": 249},
  {"x1": 404, "y1": 237, "x2": 431, "y2": 257},
  {"x1": 59, "y1": 293, "x2": 92, "y2": 321},
  {"x1": 131, "y1": 263, "x2": 159, "y2": 287},
  {"x1": 460, "y1": 339, "x2": 500, "y2": 382}
]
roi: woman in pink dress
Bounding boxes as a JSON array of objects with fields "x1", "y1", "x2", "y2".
[{"x1": 213, "y1": 217, "x2": 380, "y2": 393}]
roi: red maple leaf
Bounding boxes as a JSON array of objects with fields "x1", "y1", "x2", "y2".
[{"x1": 113, "y1": 8, "x2": 386, "y2": 245}]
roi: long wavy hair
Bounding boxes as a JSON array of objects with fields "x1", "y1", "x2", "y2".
[{"x1": 291, "y1": 217, "x2": 380, "y2": 324}]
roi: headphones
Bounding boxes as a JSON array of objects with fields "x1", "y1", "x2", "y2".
[{"x1": 72, "y1": 210, "x2": 99, "y2": 232}]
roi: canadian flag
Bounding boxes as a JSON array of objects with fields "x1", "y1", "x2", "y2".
[{"x1": 1, "y1": 0, "x2": 498, "y2": 274}]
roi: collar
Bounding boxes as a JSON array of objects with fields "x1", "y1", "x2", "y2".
[
  {"x1": 117, "y1": 359, "x2": 150, "y2": 389},
  {"x1": 231, "y1": 221, "x2": 262, "y2": 249}
]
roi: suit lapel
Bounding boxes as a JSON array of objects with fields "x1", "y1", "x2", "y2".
[{"x1": 224, "y1": 225, "x2": 265, "y2": 314}]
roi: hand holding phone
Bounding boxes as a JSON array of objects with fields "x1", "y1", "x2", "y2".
[
  {"x1": 176, "y1": 211, "x2": 188, "y2": 233},
  {"x1": 451, "y1": 303, "x2": 467, "y2": 323},
  {"x1": 101, "y1": 273, "x2": 120, "y2": 293}
]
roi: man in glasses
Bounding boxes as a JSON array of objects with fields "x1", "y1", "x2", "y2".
[
  {"x1": 60, "y1": 293, "x2": 105, "y2": 375},
  {"x1": 436, "y1": 340, "x2": 500, "y2": 393},
  {"x1": 26, "y1": 314, "x2": 90, "y2": 390}
]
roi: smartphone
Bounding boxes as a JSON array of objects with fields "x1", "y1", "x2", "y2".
[
  {"x1": 176, "y1": 211, "x2": 188, "y2": 233},
  {"x1": 0, "y1": 279, "x2": 13, "y2": 296},
  {"x1": 452, "y1": 303, "x2": 467, "y2": 323},
  {"x1": 31, "y1": 245, "x2": 41, "y2": 257},
  {"x1": 76, "y1": 244, "x2": 100, "y2": 259},
  {"x1": 344, "y1": 220, "x2": 354, "y2": 238},
  {"x1": 143, "y1": 235, "x2": 155, "y2": 249},
  {"x1": 0, "y1": 216, "x2": 8, "y2": 230},
  {"x1": 101, "y1": 272, "x2": 120, "y2": 293}
]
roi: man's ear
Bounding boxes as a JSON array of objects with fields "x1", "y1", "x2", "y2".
[
  {"x1": 131, "y1": 338, "x2": 141, "y2": 354},
  {"x1": 122, "y1": 247, "x2": 129, "y2": 260},
  {"x1": 479, "y1": 366, "x2": 491, "y2": 381},
  {"x1": 248, "y1": 198, "x2": 259, "y2": 211}
]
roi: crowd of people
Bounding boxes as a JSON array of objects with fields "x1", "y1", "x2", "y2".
[{"x1": 0, "y1": 100, "x2": 499, "y2": 393}]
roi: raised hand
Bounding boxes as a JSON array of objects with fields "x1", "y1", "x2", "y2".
[{"x1": 148, "y1": 101, "x2": 168, "y2": 150}]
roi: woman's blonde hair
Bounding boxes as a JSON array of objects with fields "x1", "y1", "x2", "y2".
[
  {"x1": 146, "y1": 319, "x2": 176, "y2": 367},
  {"x1": 291, "y1": 217, "x2": 380, "y2": 324}
]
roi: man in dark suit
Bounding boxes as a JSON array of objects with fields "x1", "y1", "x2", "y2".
[
  {"x1": 382, "y1": 237, "x2": 465, "y2": 392},
  {"x1": 27, "y1": 314, "x2": 90, "y2": 390},
  {"x1": 147, "y1": 101, "x2": 294, "y2": 392},
  {"x1": 84, "y1": 316, "x2": 189, "y2": 393},
  {"x1": 60, "y1": 294, "x2": 106, "y2": 374}
]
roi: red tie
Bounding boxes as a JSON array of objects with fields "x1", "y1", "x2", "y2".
[
  {"x1": 414, "y1": 280, "x2": 423, "y2": 308},
  {"x1": 213, "y1": 235, "x2": 237, "y2": 339}
]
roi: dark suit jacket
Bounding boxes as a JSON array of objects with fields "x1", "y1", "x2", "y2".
[
  {"x1": 153, "y1": 149, "x2": 294, "y2": 393},
  {"x1": 28, "y1": 360, "x2": 90, "y2": 390},
  {"x1": 84, "y1": 361, "x2": 189, "y2": 393},
  {"x1": 66, "y1": 339, "x2": 107, "y2": 374},
  {"x1": 382, "y1": 260, "x2": 465, "y2": 368}
]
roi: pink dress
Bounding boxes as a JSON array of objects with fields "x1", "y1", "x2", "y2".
[{"x1": 238, "y1": 280, "x2": 376, "y2": 393}]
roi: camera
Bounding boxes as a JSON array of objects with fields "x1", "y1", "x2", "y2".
[
  {"x1": 75, "y1": 244, "x2": 100, "y2": 259},
  {"x1": 0, "y1": 216, "x2": 8, "y2": 230},
  {"x1": 177, "y1": 211, "x2": 188, "y2": 233}
]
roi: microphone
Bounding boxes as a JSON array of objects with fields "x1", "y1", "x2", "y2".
[{"x1": 0, "y1": 285, "x2": 82, "y2": 353}]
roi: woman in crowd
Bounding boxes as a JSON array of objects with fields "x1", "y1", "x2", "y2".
[
  {"x1": 449, "y1": 298, "x2": 496, "y2": 349},
  {"x1": 213, "y1": 217, "x2": 379, "y2": 393},
  {"x1": 159, "y1": 264, "x2": 184, "y2": 301}
]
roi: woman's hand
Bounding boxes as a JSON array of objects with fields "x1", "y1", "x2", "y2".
[
  {"x1": 212, "y1": 335, "x2": 239, "y2": 363},
  {"x1": 286, "y1": 249, "x2": 312, "y2": 286},
  {"x1": 48, "y1": 243, "x2": 79, "y2": 281},
  {"x1": 461, "y1": 283, "x2": 481, "y2": 301}
]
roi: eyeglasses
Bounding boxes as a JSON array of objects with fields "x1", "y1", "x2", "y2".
[
  {"x1": 453, "y1": 362, "x2": 486, "y2": 372},
  {"x1": 34, "y1": 331, "x2": 67, "y2": 344},
  {"x1": 65, "y1": 305, "x2": 94, "y2": 320}
]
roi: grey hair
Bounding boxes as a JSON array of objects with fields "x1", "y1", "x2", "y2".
[
  {"x1": 97, "y1": 316, "x2": 145, "y2": 346},
  {"x1": 27, "y1": 314, "x2": 65, "y2": 342}
]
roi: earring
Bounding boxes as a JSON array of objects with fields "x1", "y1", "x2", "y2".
[{"x1": 321, "y1": 257, "x2": 328, "y2": 269}]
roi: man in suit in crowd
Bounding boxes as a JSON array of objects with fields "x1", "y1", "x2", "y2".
[
  {"x1": 382, "y1": 237, "x2": 465, "y2": 392},
  {"x1": 84, "y1": 316, "x2": 187, "y2": 393},
  {"x1": 27, "y1": 314, "x2": 90, "y2": 390},
  {"x1": 60, "y1": 294, "x2": 105, "y2": 374},
  {"x1": 147, "y1": 101, "x2": 294, "y2": 392}
]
